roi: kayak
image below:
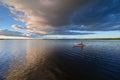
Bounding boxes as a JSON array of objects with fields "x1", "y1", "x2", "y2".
[{"x1": 73, "y1": 44, "x2": 85, "y2": 47}]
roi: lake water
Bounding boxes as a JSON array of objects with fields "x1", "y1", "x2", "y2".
[{"x1": 0, "y1": 40, "x2": 120, "y2": 80}]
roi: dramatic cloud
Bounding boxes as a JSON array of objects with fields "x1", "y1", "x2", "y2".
[
  {"x1": 1, "y1": 0, "x2": 120, "y2": 35},
  {"x1": 1, "y1": 0, "x2": 90, "y2": 34},
  {"x1": 71, "y1": 0, "x2": 120, "y2": 31}
]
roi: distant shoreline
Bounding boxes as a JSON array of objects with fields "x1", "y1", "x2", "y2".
[
  {"x1": 0, "y1": 38, "x2": 120, "y2": 40},
  {"x1": 81, "y1": 38, "x2": 120, "y2": 40}
]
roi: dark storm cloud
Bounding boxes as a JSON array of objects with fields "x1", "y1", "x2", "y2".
[
  {"x1": 38, "y1": 0, "x2": 91, "y2": 26},
  {"x1": 1, "y1": 0, "x2": 90, "y2": 26},
  {"x1": 1, "y1": 0, "x2": 120, "y2": 35},
  {"x1": 71, "y1": 0, "x2": 120, "y2": 31}
]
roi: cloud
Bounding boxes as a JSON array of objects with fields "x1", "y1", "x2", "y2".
[
  {"x1": 12, "y1": 24, "x2": 25, "y2": 30},
  {"x1": 0, "y1": 29, "x2": 38, "y2": 37},
  {"x1": 9, "y1": 7, "x2": 27, "y2": 22},
  {"x1": 52, "y1": 30, "x2": 94, "y2": 35},
  {"x1": 71, "y1": 0, "x2": 120, "y2": 31},
  {"x1": 1, "y1": 0, "x2": 94, "y2": 26},
  {"x1": 1, "y1": 0, "x2": 120, "y2": 35},
  {"x1": 1, "y1": 0, "x2": 90, "y2": 34},
  {"x1": 48, "y1": 25, "x2": 95, "y2": 35},
  {"x1": 0, "y1": 29, "x2": 24, "y2": 36}
]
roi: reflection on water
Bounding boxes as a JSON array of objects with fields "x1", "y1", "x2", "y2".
[{"x1": 0, "y1": 40, "x2": 120, "y2": 80}]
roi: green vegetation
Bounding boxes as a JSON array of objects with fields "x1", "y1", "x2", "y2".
[{"x1": 83, "y1": 38, "x2": 120, "y2": 40}]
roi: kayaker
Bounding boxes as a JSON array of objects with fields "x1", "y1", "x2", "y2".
[{"x1": 79, "y1": 41, "x2": 83, "y2": 45}]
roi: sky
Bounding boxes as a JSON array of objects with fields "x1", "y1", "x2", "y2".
[{"x1": 0, "y1": 0, "x2": 120, "y2": 39}]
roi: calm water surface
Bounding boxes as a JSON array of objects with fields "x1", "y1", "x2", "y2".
[{"x1": 0, "y1": 40, "x2": 120, "y2": 80}]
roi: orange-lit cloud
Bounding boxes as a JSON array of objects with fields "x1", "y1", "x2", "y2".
[{"x1": 1, "y1": 0, "x2": 89, "y2": 34}]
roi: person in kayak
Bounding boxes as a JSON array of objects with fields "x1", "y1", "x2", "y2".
[
  {"x1": 79, "y1": 41, "x2": 84, "y2": 45},
  {"x1": 73, "y1": 41, "x2": 85, "y2": 47}
]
